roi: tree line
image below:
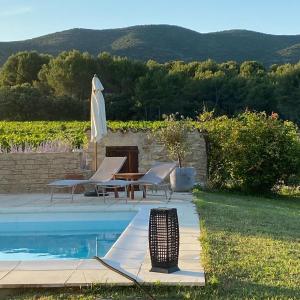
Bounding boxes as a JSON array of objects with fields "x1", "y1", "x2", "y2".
[{"x1": 0, "y1": 50, "x2": 299, "y2": 122}]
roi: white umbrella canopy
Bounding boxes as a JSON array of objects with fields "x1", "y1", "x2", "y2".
[
  {"x1": 90, "y1": 74, "x2": 107, "y2": 170},
  {"x1": 90, "y1": 74, "x2": 107, "y2": 142}
]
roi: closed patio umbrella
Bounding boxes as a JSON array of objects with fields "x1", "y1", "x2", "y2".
[{"x1": 91, "y1": 74, "x2": 107, "y2": 170}]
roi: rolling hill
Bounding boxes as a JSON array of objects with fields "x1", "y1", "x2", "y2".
[{"x1": 1, "y1": 25, "x2": 300, "y2": 66}]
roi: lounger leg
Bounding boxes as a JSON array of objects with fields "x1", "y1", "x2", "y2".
[
  {"x1": 50, "y1": 187, "x2": 54, "y2": 202},
  {"x1": 71, "y1": 186, "x2": 76, "y2": 202},
  {"x1": 130, "y1": 184, "x2": 134, "y2": 200},
  {"x1": 114, "y1": 187, "x2": 119, "y2": 198},
  {"x1": 125, "y1": 186, "x2": 129, "y2": 204},
  {"x1": 103, "y1": 187, "x2": 106, "y2": 203},
  {"x1": 95, "y1": 185, "x2": 100, "y2": 197},
  {"x1": 164, "y1": 186, "x2": 168, "y2": 201},
  {"x1": 126, "y1": 185, "x2": 130, "y2": 198},
  {"x1": 95, "y1": 185, "x2": 104, "y2": 202},
  {"x1": 168, "y1": 188, "x2": 173, "y2": 203},
  {"x1": 142, "y1": 185, "x2": 146, "y2": 199}
]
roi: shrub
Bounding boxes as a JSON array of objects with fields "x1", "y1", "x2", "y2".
[
  {"x1": 154, "y1": 114, "x2": 192, "y2": 167},
  {"x1": 200, "y1": 111, "x2": 300, "y2": 192}
]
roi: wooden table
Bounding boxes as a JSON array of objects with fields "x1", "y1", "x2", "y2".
[{"x1": 114, "y1": 172, "x2": 145, "y2": 200}]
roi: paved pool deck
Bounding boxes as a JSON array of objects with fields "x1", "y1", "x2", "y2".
[{"x1": 0, "y1": 192, "x2": 205, "y2": 288}]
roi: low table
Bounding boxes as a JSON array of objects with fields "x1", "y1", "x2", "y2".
[{"x1": 114, "y1": 172, "x2": 145, "y2": 200}]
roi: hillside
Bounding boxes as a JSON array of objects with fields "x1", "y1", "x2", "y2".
[{"x1": 1, "y1": 25, "x2": 300, "y2": 65}]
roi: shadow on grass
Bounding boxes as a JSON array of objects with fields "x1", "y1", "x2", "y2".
[
  {"x1": 210, "y1": 275, "x2": 300, "y2": 299},
  {"x1": 3, "y1": 281, "x2": 299, "y2": 300},
  {"x1": 194, "y1": 189, "x2": 300, "y2": 241}
]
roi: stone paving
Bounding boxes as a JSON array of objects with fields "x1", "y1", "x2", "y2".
[{"x1": 0, "y1": 191, "x2": 205, "y2": 287}]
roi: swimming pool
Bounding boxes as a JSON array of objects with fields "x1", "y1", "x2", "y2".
[{"x1": 0, "y1": 211, "x2": 136, "y2": 260}]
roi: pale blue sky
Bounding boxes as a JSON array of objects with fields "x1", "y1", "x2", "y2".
[{"x1": 0, "y1": 0, "x2": 300, "y2": 41}]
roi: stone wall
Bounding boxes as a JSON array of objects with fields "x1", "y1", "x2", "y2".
[
  {"x1": 0, "y1": 130, "x2": 208, "y2": 193},
  {"x1": 0, "y1": 152, "x2": 89, "y2": 193},
  {"x1": 86, "y1": 130, "x2": 207, "y2": 184}
]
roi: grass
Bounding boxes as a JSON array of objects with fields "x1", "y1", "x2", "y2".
[
  {"x1": 195, "y1": 190, "x2": 300, "y2": 299},
  {"x1": 4, "y1": 190, "x2": 300, "y2": 300}
]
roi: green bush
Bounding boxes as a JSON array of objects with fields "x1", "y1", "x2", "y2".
[{"x1": 201, "y1": 111, "x2": 300, "y2": 192}]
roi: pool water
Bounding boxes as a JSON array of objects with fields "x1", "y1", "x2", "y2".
[{"x1": 0, "y1": 211, "x2": 136, "y2": 260}]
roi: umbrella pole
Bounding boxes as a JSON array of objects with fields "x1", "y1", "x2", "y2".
[{"x1": 94, "y1": 141, "x2": 98, "y2": 171}]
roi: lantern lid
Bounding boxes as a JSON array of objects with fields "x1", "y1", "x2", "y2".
[{"x1": 151, "y1": 207, "x2": 176, "y2": 211}]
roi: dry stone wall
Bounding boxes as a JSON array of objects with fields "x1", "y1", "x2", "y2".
[
  {"x1": 86, "y1": 129, "x2": 207, "y2": 184},
  {"x1": 0, "y1": 130, "x2": 207, "y2": 194},
  {"x1": 0, "y1": 152, "x2": 89, "y2": 193}
]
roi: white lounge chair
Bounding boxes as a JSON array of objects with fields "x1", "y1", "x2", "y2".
[
  {"x1": 48, "y1": 156, "x2": 127, "y2": 201},
  {"x1": 96, "y1": 162, "x2": 177, "y2": 202}
]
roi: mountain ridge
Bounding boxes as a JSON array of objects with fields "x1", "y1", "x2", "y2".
[{"x1": 1, "y1": 24, "x2": 300, "y2": 66}]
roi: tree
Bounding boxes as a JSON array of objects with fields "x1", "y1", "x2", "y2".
[
  {"x1": 0, "y1": 84, "x2": 50, "y2": 120},
  {"x1": 39, "y1": 50, "x2": 97, "y2": 100},
  {"x1": 273, "y1": 62, "x2": 300, "y2": 123},
  {"x1": 0, "y1": 50, "x2": 299, "y2": 122},
  {"x1": 194, "y1": 67, "x2": 226, "y2": 114},
  {"x1": 220, "y1": 61, "x2": 240, "y2": 76},
  {"x1": 242, "y1": 76, "x2": 276, "y2": 113},
  {"x1": 239, "y1": 61, "x2": 266, "y2": 77},
  {"x1": 134, "y1": 68, "x2": 170, "y2": 120},
  {"x1": 0, "y1": 51, "x2": 50, "y2": 86},
  {"x1": 97, "y1": 52, "x2": 147, "y2": 120},
  {"x1": 155, "y1": 114, "x2": 191, "y2": 167},
  {"x1": 0, "y1": 84, "x2": 84, "y2": 121}
]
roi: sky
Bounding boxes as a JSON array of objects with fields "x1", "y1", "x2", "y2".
[{"x1": 0, "y1": 0, "x2": 300, "y2": 41}]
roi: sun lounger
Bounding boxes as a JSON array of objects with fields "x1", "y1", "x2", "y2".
[
  {"x1": 96, "y1": 162, "x2": 177, "y2": 202},
  {"x1": 48, "y1": 156, "x2": 127, "y2": 201}
]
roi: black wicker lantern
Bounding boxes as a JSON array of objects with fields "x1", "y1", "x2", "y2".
[{"x1": 149, "y1": 208, "x2": 180, "y2": 273}]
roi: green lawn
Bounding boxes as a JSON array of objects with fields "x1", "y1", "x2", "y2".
[
  {"x1": 5, "y1": 191, "x2": 300, "y2": 300},
  {"x1": 195, "y1": 190, "x2": 300, "y2": 299}
]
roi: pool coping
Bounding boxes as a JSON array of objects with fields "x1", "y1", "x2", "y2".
[{"x1": 0, "y1": 193, "x2": 205, "y2": 287}]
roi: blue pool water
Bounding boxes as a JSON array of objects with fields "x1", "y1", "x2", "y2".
[{"x1": 0, "y1": 211, "x2": 136, "y2": 260}]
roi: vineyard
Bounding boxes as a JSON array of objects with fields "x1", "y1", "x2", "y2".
[{"x1": 0, "y1": 121, "x2": 196, "y2": 151}]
